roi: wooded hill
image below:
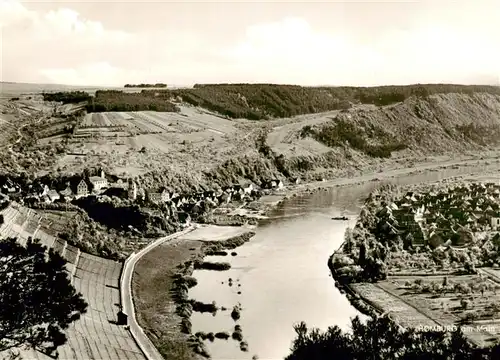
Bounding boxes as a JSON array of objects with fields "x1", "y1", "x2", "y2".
[{"x1": 43, "y1": 84, "x2": 500, "y2": 120}]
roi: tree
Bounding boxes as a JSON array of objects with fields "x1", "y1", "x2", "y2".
[
  {"x1": 0, "y1": 238, "x2": 87, "y2": 358},
  {"x1": 285, "y1": 314, "x2": 490, "y2": 360},
  {"x1": 460, "y1": 298, "x2": 470, "y2": 310}
]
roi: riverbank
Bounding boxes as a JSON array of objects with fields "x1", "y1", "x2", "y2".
[
  {"x1": 238, "y1": 152, "x2": 500, "y2": 219},
  {"x1": 132, "y1": 224, "x2": 256, "y2": 360}
]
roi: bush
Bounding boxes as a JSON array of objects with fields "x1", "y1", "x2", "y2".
[
  {"x1": 231, "y1": 305, "x2": 241, "y2": 321},
  {"x1": 190, "y1": 300, "x2": 218, "y2": 313},
  {"x1": 215, "y1": 332, "x2": 230, "y2": 340},
  {"x1": 193, "y1": 261, "x2": 231, "y2": 271},
  {"x1": 232, "y1": 330, "x2": 243, "y2": 341}
]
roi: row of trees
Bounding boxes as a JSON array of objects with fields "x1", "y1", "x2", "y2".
[
  {"x1": 42, "y1": 91, "x2": 91, "y2": 104},
  {"x1": 124, "y1": 83, "x2": 167, "y2": 88}
]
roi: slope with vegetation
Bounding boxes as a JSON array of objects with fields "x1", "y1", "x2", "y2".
[
  {"x1": 8, "y1": 84, "x2": 500, "y2": 195},
  {"x1": 173, "y1": 83, "x2": 500, "y2": 120}
]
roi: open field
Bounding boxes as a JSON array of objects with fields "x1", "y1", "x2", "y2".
[
  {"x1": 352, "y1": 272, "x2": 500, "y2": 347},
  {"x1": 133, "y1": 237, "x2": 204, "y2": 360}
]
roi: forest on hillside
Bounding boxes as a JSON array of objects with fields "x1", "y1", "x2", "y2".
[
  {"x1": 43, "y1": 84, "x2": 500, "y2": 119},
  {"x1": 124, "y1": 83, "x2": 167, "y2": 88},
  {"x1": 42, "y1": 91, "x2": 91, "y2": 104},
  {"x1": 85, "y1": 90, "x2": 180, "y2": 112}
]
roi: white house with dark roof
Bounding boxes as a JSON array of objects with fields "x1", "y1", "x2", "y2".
[{"x1": 89, "y1": 176, "x2": 108, "y2": 192}]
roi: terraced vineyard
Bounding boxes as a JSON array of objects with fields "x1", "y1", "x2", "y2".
[{"x1": 0, "y1": 203, "x2": 147, "y2": 360}]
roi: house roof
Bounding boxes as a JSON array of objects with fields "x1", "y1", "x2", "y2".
[
  {"x1": 89, "y1": 176, "x2": 106, "y2": 183},
  {"x1": 60, "y1": 187, "x2": 73, "y2": 196}
]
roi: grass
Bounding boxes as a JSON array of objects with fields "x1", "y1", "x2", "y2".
[{"x1": 133, "y1": 239, "x2": 205, "y2": 360}]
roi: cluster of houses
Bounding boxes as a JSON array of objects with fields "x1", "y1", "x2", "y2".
[
  {"x1": 0, "y1": 169, "x2": 289, "y2": 211},
  {"x1": 375, "y1": 182, "x2": 500, "y2": 249}
]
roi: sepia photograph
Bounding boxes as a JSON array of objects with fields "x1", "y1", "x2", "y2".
[{"x1": 1, "y1": 0, "x2": 500, "y2": 359}]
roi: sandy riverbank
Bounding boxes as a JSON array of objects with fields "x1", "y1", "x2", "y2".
[{"x1": 176, "y1": 224, "x2": 254, "y2": 242}]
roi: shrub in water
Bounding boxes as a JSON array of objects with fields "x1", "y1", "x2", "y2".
[{"x1": 215, "y1": 332, "x2": 230, "y2": 340}]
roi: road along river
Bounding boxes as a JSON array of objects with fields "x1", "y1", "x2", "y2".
[{"x1": 189, "y1": 162, "x2": 500, "y2": 360}]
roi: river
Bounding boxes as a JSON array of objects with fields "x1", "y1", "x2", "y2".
[{"x1": 189, "y1": 164, "x2": 496, "y2": 360}]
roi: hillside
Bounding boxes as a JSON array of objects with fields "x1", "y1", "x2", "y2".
[
  {"x1": 40, "y1": 84, "x2": 500, "y2": 120},
  {"x1": 2, "y1": 84, "x2": 500, "y2": 193},
  {"x1": 136, "y1": 91, "x2": 500, "y2": 192}
]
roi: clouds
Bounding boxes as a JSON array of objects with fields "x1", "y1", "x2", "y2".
[
  {"x1": 1, "y1": 1, "x2": 499, "y2": 86},
  {"x1": 225, "y1": 17, "x2": 500, "y2": 86},
  {"x1": 1, "y1": 1, "x2": 133, "y2": 85}
]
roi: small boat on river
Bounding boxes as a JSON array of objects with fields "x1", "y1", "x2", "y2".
[{"x1": 331, "y1": 216, "x2": 349, "y2": 221}]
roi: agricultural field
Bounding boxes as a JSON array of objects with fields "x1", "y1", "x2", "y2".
[
  {"x1": 36, "y1": 117, "x2": 76, "y2": 141},
  {"x1": 354, "y1": 273, "x2": 500, "y2": 347},
  {"x1": 53, "y1": 105, "x2": 254, "y2": 177},
  {"x1": 0, "y1": 112, "x2": 18, "y2": 147}
]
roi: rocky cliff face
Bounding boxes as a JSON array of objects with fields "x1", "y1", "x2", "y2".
[
  {"x1": 264, "y1": 93, "x2": 500, "y2": 180},
  {"x1": 335, "y1": 93, "x2": 500, "y2": 154}
]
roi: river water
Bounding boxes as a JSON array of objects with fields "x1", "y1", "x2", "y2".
[{"x1": 189, "y1": 164, "x2": 495, "y2": 360}]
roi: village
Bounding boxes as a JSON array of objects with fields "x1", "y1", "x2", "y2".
[
  {"x1": 330, "y1": 180, "x2": 500, "y2": 349},
  {"x1": 373, "y1": 181, "x2": 500, "y2": 251},
  {"x1": 0, "y1": 169, "x2": 288, "y2": 223}
]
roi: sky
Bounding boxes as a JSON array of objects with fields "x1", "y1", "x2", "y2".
[{"x1": 0, "y1": 0, "x2": 499, "y2": 87}]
